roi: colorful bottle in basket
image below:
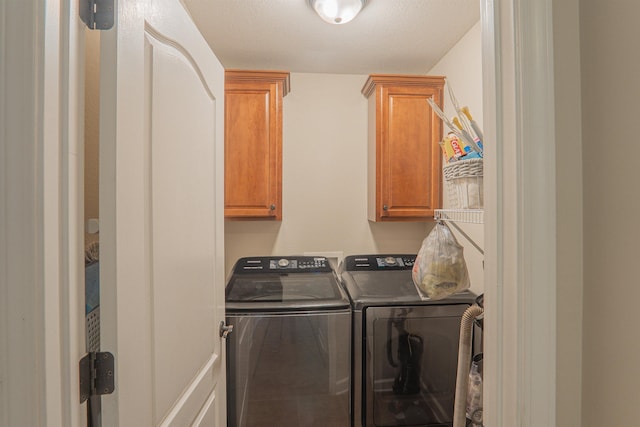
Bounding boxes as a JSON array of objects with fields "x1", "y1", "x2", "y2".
[
  {"x1": 449, "y1": 133, "x2": 465, "y2": 158},
  {"x1": 440, "y1": 136, "x2": 457, "y2": 164},
  {"x1": 440, "y1": 132, "x2": 482, "y2": 164}
]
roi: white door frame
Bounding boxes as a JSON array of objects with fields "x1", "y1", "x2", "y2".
[
  {"x1": 1, "y1": 0, "x2": 561, "y2": 426},
  {"x1": 482, "y1": 0, "x2": 558, "y2": 425},
  {"x1": 0, "y1": 0, "x2": 86, "y2": 426}
]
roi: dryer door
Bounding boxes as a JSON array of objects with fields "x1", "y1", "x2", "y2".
[{"x1": 364, "y1": 304, "x2": 470, "y2": 427}]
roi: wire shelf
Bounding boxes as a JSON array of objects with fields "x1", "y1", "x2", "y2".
[
  {"x1": 434, "y1": 209, "x2": 484, "y2": 224},
  {"x1": 434, "y1": 209, "x2": 484, "y2": 255}
]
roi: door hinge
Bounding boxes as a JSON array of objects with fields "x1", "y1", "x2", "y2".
[
  {"x1": 79, "y1": 352, "x2": 115, "y2": 403},
  {"x1": 79, "y1": 0, "x2": 114, "y2": 30}
]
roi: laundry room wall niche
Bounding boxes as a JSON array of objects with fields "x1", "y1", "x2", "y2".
[{"x1": 224, "y1": 23, "x2": 484, "y2": 297}]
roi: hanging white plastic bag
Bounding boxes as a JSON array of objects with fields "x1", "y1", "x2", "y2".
[{"x1": 412, "y1": 222, "x2": 470, "y2": 300}]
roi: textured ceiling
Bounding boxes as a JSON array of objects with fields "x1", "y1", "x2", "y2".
[{"x1": 182, "y1": 0, "x2": 480, "y2": 75}]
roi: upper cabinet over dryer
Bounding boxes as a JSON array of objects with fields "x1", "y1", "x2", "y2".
[
  {"x1": 224, "y1": 70, "x2": 290, "y2": 220},
  {"x1": 362, "y1": 74, "x2": 445, "y2": 221}
]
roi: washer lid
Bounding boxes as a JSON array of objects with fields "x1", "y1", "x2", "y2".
[
  {"x1": 341, "y1": 270, "x2": 421, "y2": 305},
  {"x1": 226, "y1": 256, "x2": 350, "y2": 311},
  {"x1": 338, "y1": 255, "x2": 420, "y2": 306}
]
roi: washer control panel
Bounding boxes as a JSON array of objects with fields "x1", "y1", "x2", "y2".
[
  {"x1": 343, "y1": 254, "x2": 416, "y2": 271},
  {"x1": 269, "y1": 257, "x2": 328, "y2": 270},
  {"x1": 233, "y1": 256, "x2": 331, "y2": 273}
]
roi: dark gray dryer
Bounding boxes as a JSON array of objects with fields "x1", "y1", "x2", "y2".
[
  {"x1": 340, "y1": 254, "x2": 477, "y2": 427},
  {"x1": 225, "y1": 256, "x2": 351, "y2": 427}
]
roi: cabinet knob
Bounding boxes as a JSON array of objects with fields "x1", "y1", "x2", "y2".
[
  {"x1": 383, "y1": 204, "x2": 388, "y2": 211},
  {"x1": 270, "y1": 204, "x2": 276, "y2": 211}
]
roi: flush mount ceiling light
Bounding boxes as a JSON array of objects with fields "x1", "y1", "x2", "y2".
[{"x1": 309, "y1": 0, "x2": 367, "y2": 25}]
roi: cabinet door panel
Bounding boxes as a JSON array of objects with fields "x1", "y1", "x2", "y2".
[
  {"x1": 225, "y1": 87, "x2": 274, "y2": 215},
  {"x1": 363, "y1": 75, "x2": 444, "y2": 222},
  {"x1": 382, "y1": 87, "x2": 441, "y2": 219},
  {"x1": 224, "y1": 71, "x2": 288, "y2": 220}
]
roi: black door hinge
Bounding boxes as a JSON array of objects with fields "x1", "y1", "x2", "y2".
[
  {"x1": 79, "y1": 0, "x2": 114, "y2": 30},
  {"x1": 79, "y1": 352, "x2": 115, "y2": 403}
]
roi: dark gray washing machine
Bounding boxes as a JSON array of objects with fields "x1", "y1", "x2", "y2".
[
  {"x1": 225, "y1": 256, "x2": 351, "y2": 427},
  {"x1": 339, "y1": 254, "x2": 478, "y2": 427}
]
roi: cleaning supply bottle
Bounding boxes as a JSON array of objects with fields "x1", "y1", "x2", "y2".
[{"x1": 466, "y1": 356, "x2": 483, "y2": 425}]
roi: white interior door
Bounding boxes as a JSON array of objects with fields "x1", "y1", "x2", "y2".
[{"x1": 99, "y1": 0, "x2": 226, "y2": 425}]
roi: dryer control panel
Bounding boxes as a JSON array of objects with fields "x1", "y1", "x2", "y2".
[{"x1": 343, "y1": 254, "x2": 415, "y2": 271}]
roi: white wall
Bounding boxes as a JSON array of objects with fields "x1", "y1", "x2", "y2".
[
  {"x1": 428, "y1": 21, "x2": 484, "y2": 295},
  {"x1": 0, "y1": 3, "x2": 44, "y2": 424},
  {"x1": 224, "y1": 73, "x2": 432, "y2": 275},
  {"x1": 580, "y1": 1, "x2": 640, "y2": 425},
  {"x1": 429, "y1": 21, "x2": 483, "y2": 130}
]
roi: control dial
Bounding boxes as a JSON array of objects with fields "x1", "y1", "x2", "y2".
[
  {"x1": 277, "y1": 258, "x2": 290, "y2": 268},
  {"x1": 384, "y1": 256, "x2": 397, "y2": 266}
]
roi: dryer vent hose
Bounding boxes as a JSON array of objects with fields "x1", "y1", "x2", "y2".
[{"x1": 453, "y1": 304, "x2": 484, "y2": 427}]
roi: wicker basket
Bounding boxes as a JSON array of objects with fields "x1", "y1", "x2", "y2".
[{"x1": 442, "y1": 158, "x2": 484, "y2": 209}]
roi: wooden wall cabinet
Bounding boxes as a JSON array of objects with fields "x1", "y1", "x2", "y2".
[
  {"x1": 362, "y1": 74, "x2": 445, "y2": 221},
  {"x1": 224, "y1": 70, "x2": 290, "y2": 220}
]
